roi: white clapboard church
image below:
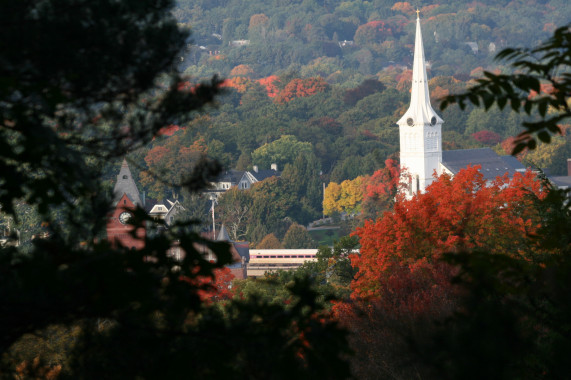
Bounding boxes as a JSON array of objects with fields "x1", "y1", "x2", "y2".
[{"x1": 398, "y1": 12, "x2": 525, "y2": 197}]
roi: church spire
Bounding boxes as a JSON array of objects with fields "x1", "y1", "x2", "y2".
[
  {"x1": 113, "y1": 159, "x2": 143, "y2": 207},
  {"x1": 397, "y1": 13, "x2": 442, "y2": 127},
  {"x1": 397, "y1": 13, "x2": 443, "y2": 198}
]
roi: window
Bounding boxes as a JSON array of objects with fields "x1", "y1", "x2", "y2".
[{"x1": 123, "y1": 175, "x2": 128, "y2": 179}]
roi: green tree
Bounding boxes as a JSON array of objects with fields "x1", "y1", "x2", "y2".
[
  {"x1": 251, "y1": 135, "x2": 313, "y2": 170},
  {"x1": 283, "y1": 223, "x2": 316, "y2": 249},
  {"x1": 281, "y1": 152, "x2": 323, "y2": 224}
]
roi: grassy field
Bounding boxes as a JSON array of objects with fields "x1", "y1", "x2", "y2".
[{"x1": 308, "y1": 227, "x2": 346, "y2": 247}]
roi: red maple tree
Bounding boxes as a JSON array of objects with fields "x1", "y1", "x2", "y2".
[
  {"x1": 180, "y1": 266, "x2": 235, "y2": 304},
  {"x1": 360, "y1": 158, "x2": 401, "y2": 220},
  {"x1": 351, "y1": 166, "x2": 545, "y2": 301},
  {"x1": 472, "y1": 130, "x2": 502, "y2": 145}
]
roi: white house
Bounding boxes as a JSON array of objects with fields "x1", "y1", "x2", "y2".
[{"x1": 206, "y1": 164, "x2": 280, "y2": 199}]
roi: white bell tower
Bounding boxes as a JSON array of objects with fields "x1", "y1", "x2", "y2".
[{"x1": 397, "y1": 11, "x2": 443, "y2": 197}]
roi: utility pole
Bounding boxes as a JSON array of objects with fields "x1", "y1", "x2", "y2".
[{"x1": 211, "y1": 197, "x2": 216, "y2": 240}]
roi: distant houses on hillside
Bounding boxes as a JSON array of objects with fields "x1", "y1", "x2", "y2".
[{"x1": 205, "y1": 164, "x2": 280, "y2": 199}]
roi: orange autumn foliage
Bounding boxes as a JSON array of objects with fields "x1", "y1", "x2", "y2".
[
  {"x1": 274, "y1": 77, "x2": 329, "y2": 103},
  {"x1": 157, "y1": 124, "x2": 183, "y2": 137},
  {"x1": 229, "y1": 64, "x2": 254, "y2": 78},
  {"x1": 420, "y1": 4, "x2": 440, "y2": 14},
  {"x1": 179, "y1": 137, "x2": 208, "y2": 157},
  {"x1": 144, "y1": 146, "x2": 170, "y2": 168},
  {"x1": 391, "y1": 2, "x2": 415, "y2": 15},
  {"x1": 430, "y1": 86, "x2": 449, "y2": 103},
  {"x1": 257, "y1": 75, "x2": 281, "y2": 98},
  {"x1": 501, "y1": 136, "x2": 527, "y2": 159},
  {"x1": 222, "y1": 76, "x2": 252, "y2": 93},
  {"x1": 351, "y1": 166, "x2": 545, "y2": 300},
  {"x1": 396, "y1": 69, "x2": 412, "y2": 92},
  {"x1": 179, "y1": 266, "x2": 235, "y2": 303},
  {"x1": 15, "y1": 358, "x2": 62, "y2": 380}
]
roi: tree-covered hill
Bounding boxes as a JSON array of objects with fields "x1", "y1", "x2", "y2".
[
  {"x1": 175, "y1": 0, "x2": 570, "y2": 79},
  {"x1": 112, "y1": 0, "x2": 571, "y2": 245}
]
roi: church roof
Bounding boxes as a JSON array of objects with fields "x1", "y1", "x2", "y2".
[
  {"x1": 233, "y1": 241, "x2": 250, "y2": 262},
  {"x1": 441, "y1": 148, "x2": 526, "y2": 180},
  {"x1": 113, "y1": 159, "x2": 143, "y2": 207},
  {"x1": 216, "y1": 224, "x2": 231, "y2": 241}
]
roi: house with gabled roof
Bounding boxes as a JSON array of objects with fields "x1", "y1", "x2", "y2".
[
  {"x1": 148, "y1": 199, "x2": 185, "y2": 226},
  {"x1": 206, "y1": 164, "x2": 280, "y2": 198},
  {"x1": 237, "y1": 164, "x2": 280, "y2": 190}
]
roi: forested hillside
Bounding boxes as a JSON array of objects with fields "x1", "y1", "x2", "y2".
[{"x1": 117, "y1": 0, "x2": 571, "y2": 245}]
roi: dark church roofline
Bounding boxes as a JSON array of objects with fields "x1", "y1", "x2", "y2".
[{"x1": 441, "y1": 148, "x2": 526, "y2": 180}]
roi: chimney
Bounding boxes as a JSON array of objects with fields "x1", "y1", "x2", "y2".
[
  {"x1": 253, "y1": 165, "x2": 258, "y2": 173},
  {"x1": 271, "y1": 163, "x2": 278, "y2": 171},
  {"x1": 567, "y1": 158, "x2": 571, "y2": 176}
]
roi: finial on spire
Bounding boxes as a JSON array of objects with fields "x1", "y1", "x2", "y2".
[{"x1": 416, "y1": 9, "x2": 420, "y2": 18}]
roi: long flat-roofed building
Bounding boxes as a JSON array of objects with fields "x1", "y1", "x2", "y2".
[{"x1": 247, "y1": 249, "x2": 318, "y2": 278}]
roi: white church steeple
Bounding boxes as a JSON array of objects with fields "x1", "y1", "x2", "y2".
[{"x1": 397, "y1": 11, "x2": 443, "y2": 197}]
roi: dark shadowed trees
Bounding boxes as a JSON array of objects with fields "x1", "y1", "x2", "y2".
[{"x1": 0, "y1": 1, "x2": 350, "y2": 377}]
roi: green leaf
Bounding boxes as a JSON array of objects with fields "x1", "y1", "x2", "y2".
[
  {"x1": 468, "y1": 93, "x2": 480, "y2": 106},
  {"x1": 440, "y1": 99, "x2": 449, "y2": 111},
  {"x1": 537, "y1": 131, "x2": 551, "y2": 143},
  {"x1": 497, "y1": 97, "x2": 507, "y2": 110},
  {"x1": 524, "y1": 100, "x2": 533, "y2": 115},
  {"x1": 538, "y1": 100, "x2": 548, "y2": 117},
  {"x1": 482, "y1": 93, "x2": 494, "y2": 110},
  {"x1": 527, "y1": 77, "x2": 540, "y2": 93},
  {"x1": 512, "y1": 143, "x2": 526, "y2": 155}
]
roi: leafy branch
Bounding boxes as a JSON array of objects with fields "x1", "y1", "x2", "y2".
[{"x1": 440, "y1": 24, "x2": 571, "y2": 155}]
